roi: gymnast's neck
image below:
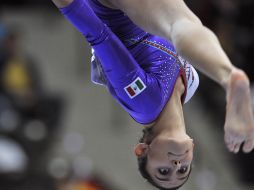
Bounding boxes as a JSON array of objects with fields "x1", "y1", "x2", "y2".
[{"x1": 145, "y1": 76, "x2": 186, "y2": 136}]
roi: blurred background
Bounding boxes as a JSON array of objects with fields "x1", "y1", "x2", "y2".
[{"x1": 0, "y1": 0, "x2": 253, "y2": 189}]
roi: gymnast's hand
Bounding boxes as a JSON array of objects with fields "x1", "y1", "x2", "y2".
[{"x1": 224, "y1": 68, "x2": 254, "y2": 154}]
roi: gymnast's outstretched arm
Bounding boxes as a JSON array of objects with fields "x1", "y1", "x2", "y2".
[{"x1": 105, "y1": 0, "x2": 233, "y2": 88}]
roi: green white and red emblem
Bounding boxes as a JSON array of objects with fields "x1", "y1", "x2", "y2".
[{"x1": 124, "y1": 77, "x2": 146, "y2": 99}]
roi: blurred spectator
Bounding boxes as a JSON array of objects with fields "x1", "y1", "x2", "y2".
[
  {"x1": 1, "y1": 28, "x2": 42, "y2": 106},
  {"x1": 0, "y1": 25, "x2": 64, "y2": 190},
  {"x1": 0, "y1": 23, "x2": 119, "y2": 190}
]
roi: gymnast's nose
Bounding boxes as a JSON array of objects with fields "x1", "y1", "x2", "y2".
[{"x1": 172, "y1": 160, "x2": 181, "y2": 168}]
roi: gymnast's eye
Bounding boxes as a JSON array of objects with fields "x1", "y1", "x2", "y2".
[
  {"x1": 158, "y1": 168, "x2": 170, "y2": 176},
  {"x1": 178, "y1": 166, "x2": 188, "y2": 174}
]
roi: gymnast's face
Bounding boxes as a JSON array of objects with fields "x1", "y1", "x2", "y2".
[{"x1": 137, "y1": 136, "x2": 194, "y2": 188}]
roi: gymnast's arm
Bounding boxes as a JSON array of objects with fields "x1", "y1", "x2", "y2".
[{"x1": 107, "y1": 0, "x2": 234, "y2": 89}]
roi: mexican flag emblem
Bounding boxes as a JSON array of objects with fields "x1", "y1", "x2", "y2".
[{"x1": 124, "y1": 77, "x2": 146, "y2": 99}]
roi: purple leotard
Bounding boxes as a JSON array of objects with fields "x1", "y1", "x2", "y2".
[{"x1": 59, "y1": 0, "x2": 199, "y2": 124}]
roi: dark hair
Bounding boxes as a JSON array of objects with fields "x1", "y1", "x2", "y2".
[{"x1": 137, "y1": 127, "x2": 192, "y2": 190}]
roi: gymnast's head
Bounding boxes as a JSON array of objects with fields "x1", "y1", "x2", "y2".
[{"x1": 134, "y1": 127, "x2": 194, "y2": 189}]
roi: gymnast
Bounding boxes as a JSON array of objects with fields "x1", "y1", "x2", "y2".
[{"x1": 51, "y1": 0, "x2": 254, "y2": 189}]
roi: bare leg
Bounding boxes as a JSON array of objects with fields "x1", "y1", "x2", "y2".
[{"x1": 224, "y1": 69, "x2": 254, "y2": 153}]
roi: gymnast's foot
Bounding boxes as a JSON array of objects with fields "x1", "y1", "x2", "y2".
[{"x1": 224, "y1": 68, "x2": 254, "y2": 154}]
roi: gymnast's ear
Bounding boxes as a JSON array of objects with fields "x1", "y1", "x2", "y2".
[{"x1": 134, "y1": 143, "x2": 149, "y2": 157}]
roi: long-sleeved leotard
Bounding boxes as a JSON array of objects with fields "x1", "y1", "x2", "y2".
[{"x1": 60, "y1": 0, "x2": 199, "y2": 124}]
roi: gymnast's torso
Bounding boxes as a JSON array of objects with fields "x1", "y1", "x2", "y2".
[{"x1": 88, "y1": 0, "x2": 199, "y2": 124}]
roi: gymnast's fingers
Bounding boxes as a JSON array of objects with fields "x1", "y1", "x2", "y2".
[
  {"x1": 233, "y1": 143, "x2": 241, "y2": 154},
  {"x1": 243, "y1": 139, "x2": 254, "y2": 153}
]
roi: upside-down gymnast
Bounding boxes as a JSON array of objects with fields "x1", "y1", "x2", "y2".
[{"x1": 51, "y1": 0, "x2": 254, "y2": 189}]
